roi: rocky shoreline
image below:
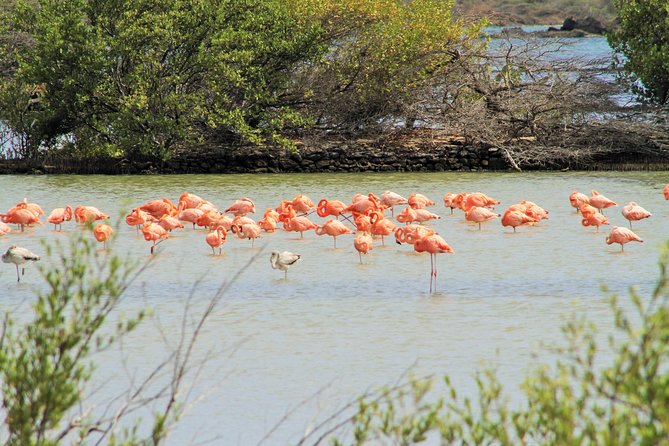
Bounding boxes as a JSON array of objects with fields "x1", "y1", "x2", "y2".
[{"x1": 2, "y1": 129, "x2": 669, "y2": 175}]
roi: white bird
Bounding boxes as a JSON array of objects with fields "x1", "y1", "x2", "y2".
[
  {"x1": 2, "y1": 244, "x2": 40, "y2": 282},
  {"x1": 270, "y1": 251, "x2": 300, "y2": 279}
]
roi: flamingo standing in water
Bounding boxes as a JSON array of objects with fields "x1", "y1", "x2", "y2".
[
  {"x1": 465, "y1": 206, "x2": 501, "y2": 230},
  {"x1": 47, "y1": 205, "x2": 73, "y2": 230},
  {"x1": 413, "y1": 234, "x2": 453, "y2": 293},
  {"x1": 353, "y1": 232, "x2": 373, "y2": 264},
  {"x1": 581, "y1": 212, "x2": 609, "y2": 232},
  {"x1": 142, "y1": 222, "x2": 168, "y2": 254},
  {"x1": 2, "y1": 244, "x2": 40, "y2": 282},
  {"x1": 664, "y1": 184, "x2": 669, "y2": 200},
  {"x1": 74, "y1": 205, "x2": 109, "y2": 223},
  {"x1": 205, "y1": 227, "x2": 227, "y2": 255},
  {"x1": 380, "y1": 191, "x2": 408, "y2": 216},
  {"x1": 407, "y1": 193, "x2": 435, "y2": 209},
  {"x1": 606, "y1": 226, "x2": 643, "y2": 252},
  {"x1": 589, "y1": 190, "x2": 617, "y2": 214},
  {"x1": 621, "y1": 201, "x2": 651, "y2": 228},
  {"x1": 225, "y1": 198, "x2": 256, "y2": 217},
  {"x1": 501, "y1": 209, "x2": 538, "y2": 232},
  {"x1": 231, "y1": 222, "x2": 262, "y2": 247},
  {"x1": 315, "y1": 219, "x2": 352, "y2": 248},
  {"x1": 270, "y1": 251, "x2": 301, "y2": 279},
  {"x1": 569, "y1": 191, "x2": 590, "y2": 212},
  {"x1": 93, "y1": 223, "x2": 113, "y2": 249}
]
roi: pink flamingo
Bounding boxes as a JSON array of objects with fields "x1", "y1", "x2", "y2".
[
  {"x1": 621, "y1": 201, "x2": 651, "y2": 228},
  {"x1": 413, "y1": 234, "x2": 454, "y2": 293},
  {"x1": 231, "y1": 222, "x2": 262, "y2": 247},
  {"x1": 47, "y1": 205, "x2": 73, "y2": 231},
  {"x1": 606, "y1": 226, "x2": 643, "y2": 252},
  {"x1": 581, "y1": 212, "x2": 609, "y2": 232},
  {"x1": 205, "y1": 227, "x2": 227, "y2": 254},
  {"x1": 93, "y1": 223, "x2": 113, "y2": 249},
  {"x1": 225, "y1": 198, "x2": 256, "y2": 217},
  {"x1": 142, "y1": 222, "x2": 169, "y2": 254},
  {"x1": 501, "y1": 209, "x2": 538, "y2": 232},
  {"x1": 408, "y1": 193, "x2": 435, "y2": 209},
  {"x1": 569, "y1": 191, "x2": 590, "y2": 212},
  {"x1": 315, "y1": 219, "x2": 352, "y2": 248},
  {"x1": 353, "y1": 231, "x2": 373, "y2": 264},
  {"x1": 380, "y1": 191, "x2": 408, "y2": 216},
  {"x1": 589, "y1": 190, "x2": 617, "y2": 214},
  {"x1": 465, "y1": 206, "x2": 501, "y2": 230}
]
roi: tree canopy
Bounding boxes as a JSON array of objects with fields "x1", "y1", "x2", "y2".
[
  {"x1": 608, "y1": 0, "x2": 669, "y2": 104},
  {"x1": 0, "y1": 0, "x2": 483, "y2": 159}
]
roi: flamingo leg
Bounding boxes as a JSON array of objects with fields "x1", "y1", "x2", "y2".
[
  {"x1": 478, "y1": 222, "x2": 482, "y2": 231},
  {"x1": 359, "y1": 252, "x2": 363, "y2": 264},
  {"x1": 211, "y1": 247, "x2": 216, "y2": 255},
  {"x1": 284, "y1": 270, "x2": 288, "y2": 280},
  {"x1": 333, "y1": 237, "x2": 337, "y2": 249},
  {"x1": 433, "y1": 253, "x2": 438, "y2": 293},
  {"x1": 429, "y1": 254, "x2": 434, "y2": 293},
  {"x1": 15, "y1": 264, "x2": 20, "y2": 282}
]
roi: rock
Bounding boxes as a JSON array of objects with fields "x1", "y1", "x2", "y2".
[{"x1": 561, "y1": 16, "x2": 606, "y2": 34}]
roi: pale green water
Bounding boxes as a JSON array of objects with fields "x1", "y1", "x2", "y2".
[{"x1": 0, "y1": 171, "x2": 667, "y2": 444}]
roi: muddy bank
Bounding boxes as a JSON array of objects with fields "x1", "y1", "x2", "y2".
[{"x1": 1, "y1": 128, "x2": 669, "y2": 175}]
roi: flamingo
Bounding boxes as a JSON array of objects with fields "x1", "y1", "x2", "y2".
[
  {"x1": 283, "y1": 216, "x2": 317, "y2": 238},
  {"x1": 579, "y1": 203, "x2": 599, "y2": 220},
  {"x1": 413, "y1": 234, "x2": 454, "y2": 293},
  {"x1": 125, "y1": 208, "x2": 153, "y2": 234},
  {"x1": 74, "y1": 205, "x2": 109, "y2": 223},
  {"x1": 47, "y1": 205, "x2": 73, "y2": 230},
  {"x1": 465, "y1": 206, "x2": 501, "y2": 230},
  {"x1": 443, "y1": 193, "x2": 460, "y2": 214},
  {"x1": 93, "y1": 223, "x2": 113, "y2": 249},
  {"x1": 380, "y1": 191, "x2": 408, "y2": 216},
  {"x1": 370, "y1": 212, "x2": 396, "y2": 245},
  {"x1": 141, "y1": 222, "x2": 169, "y2": 254},
  {"x1": 520, "y1": 200, "x2": 549, "y2": 221},
  {"x1": 589, "y1": 190, "x2": 617, "y2": 214},
  {"x1": 139, "y1": 198, "x2": 177, "y2": 219},
  {"x1": 2, "y1": 244, "x2": 40, "y2": 282},
  {"x1": 501, "y1": 209, "x2": 538, "y2": 232},
  {"x1": 179, "y1": 192, "x2": 213, "y2": 210},
  {"x1": 205, "y1": 227, "x2": 227, "y2": 255},
  {"x1": 606, "y1": 226, "x2": 643, "y2": 252},
  {"x1": 158, "y1": 214, "x2": 184, "y2": 232},
  {"x1": 2, "y1": 207, "x2": 41, "y2": 232},
  {"x1": 621, "y1": 201, "x2": 651, "y2": 228},
  {"x1": 664, "y1": 184, "x2": 669, "y2": 200},
  {"x1": 270, "y1": 251, "x2": 301, "y2": 279},
  {"x1": 407, "y1": 193, "x2": 435, "y2": 209},
  {"x1": 225, "y1": 198, "x2": 256, "y2": 217},
  {"x1": 315, "y1": 219, "x2": 352, "y2": 248},
  {"x1": 463, "y1": 192, "x2": 500, "y2": 211},
  {"x1": 178, "y1": 208, "x2": 204, "y2": 228},
  {"x1": 569, "y1": 191, "x2": 590, "y2": 212},
  {"x1": 291, "y1": 194, "x2": 316, "y2": 214},
  {"x1": 394, "y1": 225, "x2": 435, "y2": 245},
  {"x1": 231, "y1": 223, "x2": 262, "y2": 247},
  {"x1": 316, "y1": 199, "x2": 347, "y2": 219},
  {"x1": 353, "y1": 231, "x2": 373, "y2": 264},
  {"x1": 581, "y1": 212, "x2": 609, "y2": 232}
]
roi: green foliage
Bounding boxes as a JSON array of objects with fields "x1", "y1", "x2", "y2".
[
  {"x1": 609, "y1": 0, "x2": 669, "y2": 104},
  {"x1": 0, "y1": 0, "x2": 481, "y2": 158},
  {"x1": 0, "y1": 234, "x2": 149, "y2": 445},
  {"x1": 319, "y1": 243, "x2": 669, "y2": 444}
]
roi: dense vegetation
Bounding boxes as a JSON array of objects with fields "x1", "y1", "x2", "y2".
[
  {"x1": 0, "y1": 0, "x2": 484, "y2": 159},
  {"x1": 608, "y1": 0, "x2": 669, "y2": 104}
]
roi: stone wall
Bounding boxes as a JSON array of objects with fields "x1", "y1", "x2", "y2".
[{"x1": 0, "y1": 140, "x2": 509, "y2": 175}]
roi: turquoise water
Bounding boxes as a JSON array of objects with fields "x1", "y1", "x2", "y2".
[{"x1": 0, "y1": 171, "x2": 667, "y2": 444}]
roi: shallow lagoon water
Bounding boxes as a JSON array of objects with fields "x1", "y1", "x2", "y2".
[{"x1": 0, "y1": 171, "x2": 667, "y2": 444}]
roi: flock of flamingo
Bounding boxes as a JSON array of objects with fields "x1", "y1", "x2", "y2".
[{"x1": 2, "y1": 183, "x2": 668, "y2": 291}]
